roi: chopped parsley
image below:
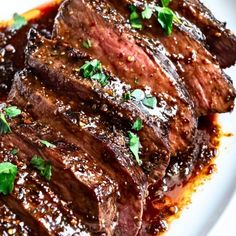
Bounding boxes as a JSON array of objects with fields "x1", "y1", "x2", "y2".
[
  {"x1": 5, "y1": 106, "x2": 21, "y2": 118},
  {"x1": 142, "y1": 96, "x2": 157, "y2": 109},
  {"x1": 141, "y1": 6, "x2": 153, "y2": 20},
  {"x1": 30, "y1": 156, "x2": 52, "y2": 181},
  {"x1": 11, "y1": 13, "x2": 27, "y2": 31},
  {"x1": 79, "y1": 59, "x2": 109, "y2": 87},
  {"x1": 129, "y1": 5, "x2": 142, "y2": 30},
  {"x1": 0, "y1": 113, "x2": 11, "y2": 134},
  {"x1": 132, "y1": 118, "x2": 143, "y2": 131},
  {"x1": 128, "y1": 1, "x2": 179, "y2": 35},
  {"x1": 0, "y1": 162, "x2": 18, "y2": 195},
  {"x1": 10, "y1": 148, "x2": 18, "y2": 156},
  {"x1": 40, "y1": 140, "x2": 56, "y2": 149},
  {"x1": 161, "y1": 0, "x2": 172, "y2": 7},
  {"x1": 128, "y1": 132, "x2": 142, "y2": 165},
  {"x1": 82, "y1": 39, "x2": 92, "y2": 49},
  {"x1": 123, "y1": 92, "x2": 131, "y2": 101}
]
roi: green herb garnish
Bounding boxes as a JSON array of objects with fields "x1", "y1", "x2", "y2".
[
  {"x1": 132, "y1": 118, "x2": 143, "y2": 131},
  {"x1": 142, "y1": 96, "x2": 157, "y2": 109},
  {"x1": 30, "y1": 156, "x2": 52, "y2": 181},
  {"x1": 40, "y1": 140, "x2": 56, "y2": 149},
  {"x1": 79, "y1": 59, "x2": 109, "y2": 87},
  {"x1": 11, "y1": 13, "x2": 27, "y2": 31},
  {"x1": 5, "y1": 106, "x2": 21, "y2": 118},
  {"x1": 128, "y1": 132, "x2": 142, "y2": 165},
  {"x1": 82, "y1": 39, "x2": 92, "y2": 49},
  {"x1": 161, "y1": 0, "x2": 172, "y2": 7},
  {"x1": 0, "y1": 162, "x2": 18, "y2": 195},
  {"x1": 129, "y1": 5, "x2": 142, "y2": 30},
  {"x1": 141, "y1": 6, "x2": 153, "y2": 19},
  {"x1": 10, "y1": 148, "x2": 18, "y2": 155},
  {"x1": 0, "y1": 113, "x2": 11, "y2": 134},
  {"x1": 123, "y1": 92, "x2": 131, "y2": 101}
]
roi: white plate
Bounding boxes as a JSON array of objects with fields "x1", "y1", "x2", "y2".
[{"x1": 0, "y1": 1, "x2": 235, "y2": 236}]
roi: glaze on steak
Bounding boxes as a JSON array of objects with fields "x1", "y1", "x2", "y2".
[
  {"x1": 94, "y1": 0, "x2": 236, "y2": 116},
  {"x1": 170, "y1": 0, "x2": 236, "y2": 68},
  {"x1": 8, "y1": 70, "x2": 148, "y2": 235},
  {"x1": 0, "y1": 0, "x2": 235, "y2": 235},
  {"x1": 25, "y1": 29, "x2": 170, "y2": 181},
  {"x1": 53, "y1": 0, "x2": 197, "y2": 155}
]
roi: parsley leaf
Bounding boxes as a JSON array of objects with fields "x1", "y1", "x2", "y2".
[
  {"x1": 0, "y1": 162, "x2": 18, "y2": 195},
  {"x1": 128, "y1": 132, "x2": 142, "y2": 165},
  {"x1": 40, "y1": 140, "x2": 56, "y2": 149},
  {"x1": 161, "y1": 0, "x2": 172, "y2": 7},
  {"x1": 82, "y1": 39, "x2": 92, "y2": 49},
  {"x1": 30, "y1": 156, "x2": 52, "y2": 181},
  {"x1": 5, "y1": 106, "x2": 21, "y2": 118},
  {"x1": 80, "y1": 59, "x2": 102, "y2": 78},
  {"x1": 142, "y1": 96, "x2": 157, "y2": 109},
  {"x1": 132, "y1": 118, "x2": 143, "y2": 131},
  {"x1": 11, "y1": 13, "x2": 27, "y2": 31},
  {"x1": 123, "y1": 92, "x2": 131, "y2": 101},
  {"x1": 10, "y1": 148, "x2": 18, "y2": 155},
  {"x1": 156, "y1": 7, "x2": 175, "y2": 35},
  {"x1": 80, "y1": 59, "x2": 109, "y2": 87},
  {"x1": 0, "y1": 113, "x2": 11, "y2": 134},
  {"x1": 141, "y1": 6, "x2": 153, "y2": 19},
  {"x1": 129, "y1": 6, "x2": 142, "y2": 30}
]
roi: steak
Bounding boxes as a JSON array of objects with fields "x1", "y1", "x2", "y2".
[
  {"x1": 52, "y1": 0, "x2": 197, "y2": 154},
  {"x1": 0, "y1": 200, "x2": 31, "y2": 235},
  {"x1": 6, "y1": 113, "x2": 119, "y2": 234},
  {"x1": 8, "y1": 70, "x2": 148, "y2": 235},
  {"x1": 170, "y1": 0, "x2": 236, "y2": 68},
  {"x1": 106, "y1": 0, "x2": 236, "y2": 116},
  {"x1": 0, "y1": 135, "x2": 90, "y2": 236},
  {"x1": 26, "y1": 29, "x2": 170, "y2": 180}
]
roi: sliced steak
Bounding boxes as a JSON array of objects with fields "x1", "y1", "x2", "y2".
[
  {"x1": 0, "y1": 137, "x2": 90, "y2": 236},
  {"x1": 170, "y1": 0, "x2": 236, "y2": 68},
  {"x1": 4, "y1": 113, "x2": 118, "y2": 234},
  {"x1": 0, "y1": 200, "x2": 31, "y2": 236},
  {"x1": 107, "y1": 0, "x2": 236, "y2": 115},
  {"x1": 53, "y1": 0, "x2": 197, "y2": 154},
  {"x1": 8, "y1": 70, "x2": 148, "y2": 235},
  {"x1": 26, "y1": 29, "x2": 170, "y2": 180}
]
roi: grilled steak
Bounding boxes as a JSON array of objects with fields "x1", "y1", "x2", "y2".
[
  {"x1": 25, "y1": 29, "x2": 170, "y2": 181},
  {"x1": 8, "y1": 70, "x2": 148, "y2": 235},
  {"x1": 0, "y1": 135, "x2": 90, "y2": 236},
  {"x1": 53, "y1": 0, "x2": 197, "y2": 155},
  {"x1": 5, "y1": 113, "x2": 119, "y2": 234},
  {"x1": 170, "y1": 0, "x2": 236, "y2": 68},
  {"x1": 106, "y1": 0, "x2": 236, "y2": 116},
  {"x1": 0, "y1": 200, "x2": 31, "y2": 235}
]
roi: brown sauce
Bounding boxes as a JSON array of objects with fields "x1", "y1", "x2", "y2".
[{"x1": 0, "y1": 2, "x2": 222, "y2": 235}]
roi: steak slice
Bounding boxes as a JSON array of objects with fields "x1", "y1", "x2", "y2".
[
  {"x1": 8, "y1": 71, "x2": 148, "y2": 235},
  {"x1": 53, "y1": 0, "x2": 197, "y2": 154},
  {"x1": 0, "y1": 200, "x2": 31, "y2": 235},
  {"x1": 106, "y1": 0, "x2": 236, "y2": 116},
  {"x1": 26, "y1": 29, "x2": 170, "y2": 180},
  {"x1": 170, "y1": 0, "x2": 236, "y2": 68},
  {"x1": 0, "y1": 136, "x2": 90, "y2": 236},
  {"x1": 4, "y1": 113, "x2": 118, "y2": 234}
]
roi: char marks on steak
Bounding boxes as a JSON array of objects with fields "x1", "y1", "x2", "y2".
[
  {"x1": 0, "y1": 135, "x2": 90, "y2": 236},
  {"x1": 8, "y1": 70, "x2": 148, "y2": 235},
  {"x1": 25, "y1": 29, "x2": 170, "y2": 181},
  {"x1": 170, "y1": 0, "x2": 236, "y2": 68},
  {"x1": 53, "y1": 0, "x2": 197, "y2": 155},
  {"x1": 106, "y1": 0, "x2": 236, "y2": 116},
  {"x1": 6, "y1": 113, "x2": 119, "y2": 234}
]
